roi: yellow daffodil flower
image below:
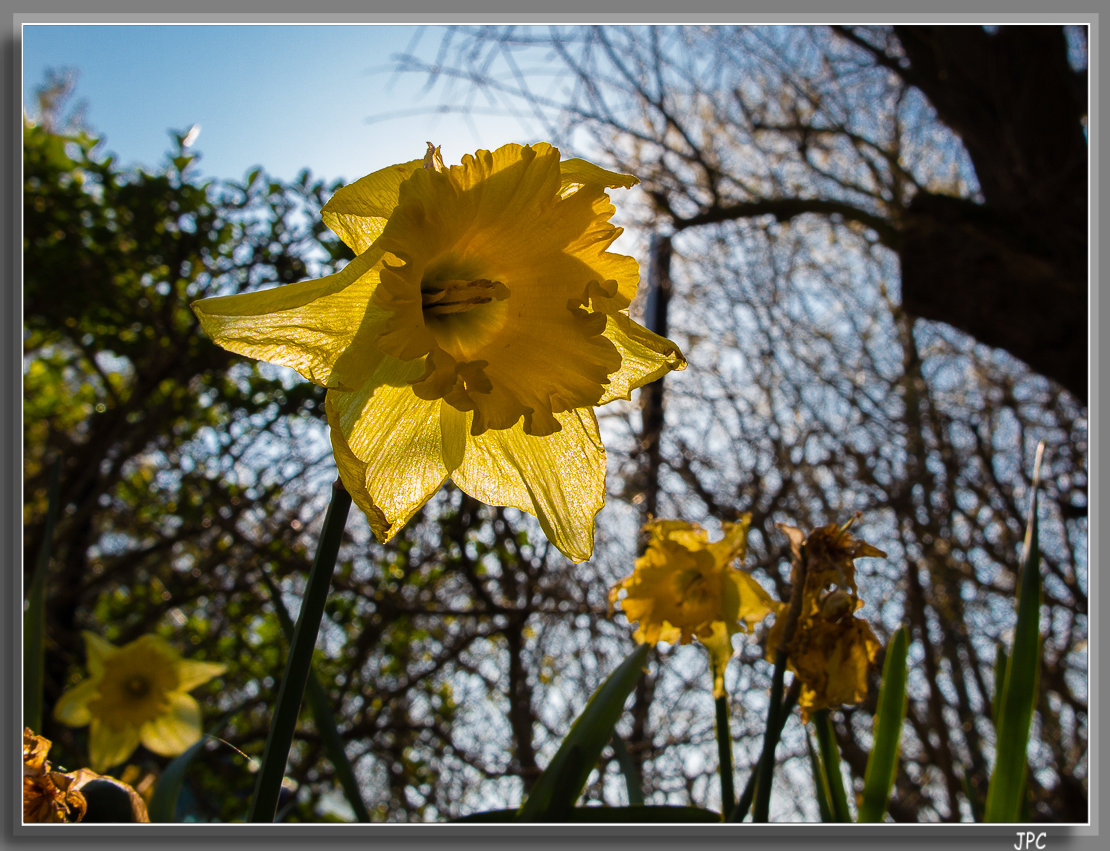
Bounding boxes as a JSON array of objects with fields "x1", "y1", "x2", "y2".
[
  {"x1": 766, "y1": 519, "x2": 885, "y2": 720},
  {"x1": 53, "y1": 632, "x2": 226, "y2": 772},
  {"x1": 610, "y1": 517, "x2": 774, "y2": 697},
  {"x1": 192, "y1": 142, "x2": 685, "y2": 562}
]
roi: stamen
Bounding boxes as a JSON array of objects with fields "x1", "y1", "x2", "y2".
[{"x1": 421, "y1": 278, "x2": 508, "y2": 318}]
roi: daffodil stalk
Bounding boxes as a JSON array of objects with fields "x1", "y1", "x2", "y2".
[
  {"x1": 747, "y1": 536, "x2": 809, "y2": 823},
  {"x1": 249, "y1": 479, "x2": 351, "y2": 822},
  {"x1": 730, "y1": 678, "x2": 800, "y2": 821},
  {"x1": 258, "y1": 566, "x2": 371, "y2": 822},
  {"x1": 713, "y1": 693, "x2": 735, "y2": 815}
]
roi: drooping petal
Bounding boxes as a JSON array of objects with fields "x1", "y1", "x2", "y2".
[
  {"x1": 326, "y1": 358, "x2": 452, "y2": 542},
  {"x1": 191, "y1": 248, "x2": 391, "y2": 390},
  {"x1": 321, "y1": 158, "x2": 424, "y2": 254},
  {"x1": 87, "y1": 720, "x2": 141, "y2": 772},
  {"x1": 140, "y1": 694, "x2": 203, "y2": 757},
  {"x1": 699, "y1": 620, "x2": 735, "y2": 699},
  {"x1": 53, "y1": 679, "x2": 99, "y2": 727},
  {"x1": 451, "y1": 407, "x2": 606, "y2": 563},
  {"x1": 598, "y1": 313, "x2": 687, "y2": 404}
]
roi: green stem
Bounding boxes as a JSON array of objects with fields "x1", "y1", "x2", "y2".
[
  {"x1": 248, "y1": 480, "x2": 351, "y2": 822},
  {"x1": 751, "y1": 647, "x2": 788, "y2": 822},
  {"x1": 259, "y1": 570, "x2": 372, "y2": 822},
  {"x1": 730, "y1": 678, "x2": 800, "y2": 822},
  {"x1": 714, "y1": 693, "x2": 735, "y2": 817},
  {"x1": 747, "y1": 539, "x2": 810, "y2": 823}
]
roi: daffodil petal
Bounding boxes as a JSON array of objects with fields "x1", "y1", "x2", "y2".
[
  {"x1": 321, "y1": 158, "x2": 423, "y2": 254},
  {"x1": 558, "y1": 156, "x2": 639, "y2": 194},
  {"x1": 327, "y1": 359, "x2": 451, "y2": 541},
  {"x1": 700, "y1": 620, "x2": 735, "y2": 699},
  {"x1": 88, "y1": 720, "x2": 141, "y2": 772},
  {"x1": 140, "y1": 694, "x2": 203, "y2": 757},
  {"x1": 191, "y1": 248, "x2": 390, "y2": 390},
  {"x1": 598, "y1": 313, "x2": 687, "y2": 405},
  {"x1": 174, "y1": 659, "x2": 227, "y2": 691},
  {"x1": 452, "y1": 408, "x2": 605, "y2": 562},
  {"x1": 82, "y1": 631, "x2": 117, "y2": 678},
  {"x1": 708, "y1": 519, "x2": 750, "y2": 564},
  {"x1": 726, "y1": 570, "x2": 776, "y2": 628},
  {"x1": 53, "y1": 679, "x2": 98, "y2": 727}
]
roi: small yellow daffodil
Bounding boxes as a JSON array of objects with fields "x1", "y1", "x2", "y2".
[
  {"x1": 610, "y1": 517, "x2": 774, "y2": 697},
  {"x1": 192, "y1": 142, "x2": 685, "y2": 562},
  {"x1": 53, "y1": 632, "x2": 226, "y2": 772},
  {"x1": 766, "y1": 519, "x2": 885, "y2": 720}
]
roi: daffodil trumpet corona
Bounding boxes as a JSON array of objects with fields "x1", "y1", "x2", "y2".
[{"x1": 192, "y1": 142, "x2": 685, "y2": 562}]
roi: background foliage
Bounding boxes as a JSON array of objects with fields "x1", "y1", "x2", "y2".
[{"x1": 23, "y1": 24, "x2": 1087, "y2": 823}]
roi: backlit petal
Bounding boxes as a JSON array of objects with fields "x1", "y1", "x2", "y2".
[
  {"x1": 140, "y1": 694, "x2": 203, "y2": 757},
  {"x1": 191, "y1": 248, "x2": 390, "y2": 390},
  {"x1": 82, "y1": 631, "x2": 117, "y2": 678},
  {"x1": 558, "y1": 156, "x2": 639, "y2": 194},
  {"x1": 598, "y1": 314, "x2": 687, "y2": 404},
  {"x1": 452, "y1": 408, "x2": 605, "y2": 562},
  {"x1": 321, "y1": 158, "x2": 423, "y2": 254},
  {"x1": 87, "y1": 720, "x2": 141, "y2": 772},
  {"x1": 327, "y1": 359, "x2": 451, "y2": 542},
  {"x1": 53, "y1": 680, "x2": 99, "y2": 727},
  {"x1": 174, "y1": 659, "x2": 227, "y2": 692}
]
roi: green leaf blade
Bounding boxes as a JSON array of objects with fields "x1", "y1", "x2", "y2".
[
  {"x1": 985, "y1": 443, "x2": 1045, "y2": 822},
  {"x1": 516, "y1": 643, "x2": 650, "y2": 821},
  {"x1": 858, "y1": 624, "x2": 909, "y2": 822}
]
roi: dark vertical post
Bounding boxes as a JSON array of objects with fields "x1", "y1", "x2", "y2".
[
  {"x1": 639, "y1": 232, "x2": 673, "y2": 522},
  {"x1": 626, "y1": 230, "x2": 674, "y2": 803}
]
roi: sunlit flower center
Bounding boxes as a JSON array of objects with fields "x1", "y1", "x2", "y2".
[{"x1": 421, "y1": 277, "x2": 506, "y2": 317}]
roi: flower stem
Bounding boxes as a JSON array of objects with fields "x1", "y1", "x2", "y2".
[
  {"x1": 730, "y1": 679, "x2": 799, "y2": 821},
  {"x1": 747, "y1": 539, "x2": 810, "y2": 823},
  {"x1": 714, "y1": 693, "x2": 735, "y2": 817},
  {"x1": 248, "y1": 479, "x2": 351, "y2": 822}
]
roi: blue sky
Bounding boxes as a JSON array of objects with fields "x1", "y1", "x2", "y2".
[{"x1": 22, "y1": 23, "x2": 542, "y2": 186}]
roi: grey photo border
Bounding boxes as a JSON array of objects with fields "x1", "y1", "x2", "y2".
[{"x1": 5, "y1": 3, "x2": 1101, "y2": 850}]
